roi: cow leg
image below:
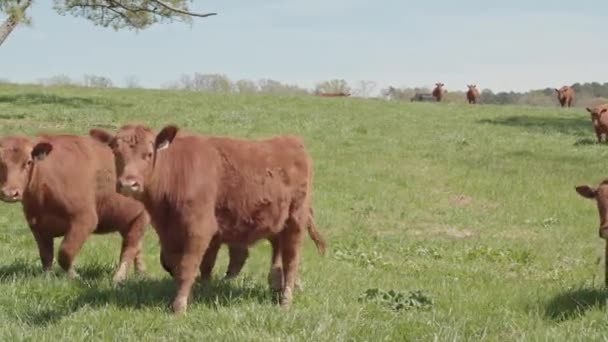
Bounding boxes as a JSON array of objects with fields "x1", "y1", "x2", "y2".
[
  {"x1": 267, "y1": 236, "x2": 283, "y2": 291},
  {"x1": 199, "y1": 235, "x2": 221, "y2": 283},
  {"x1": 113, "y1": 212, "x2": 147, "y2": 283},
  {"x1": 58, "y1": 212, "x2": 97, "y2": 279},
  {"x1": 160, "y1": 249, "x2": 173, "y2": 276},
  {"x1": 172, "y1": 217, "x2": 217, "y2": 314},
  {"x1": 33, "y1": 231, "x2": 54, "y2": 273},
  {"x1": 225, "y1": 244, "x2": 249, "y2": 280},
  {"x1": 279, "y1": 216, "x2": 305, "y2": 308}
]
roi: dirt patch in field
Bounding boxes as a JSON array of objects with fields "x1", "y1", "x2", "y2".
[
  {"x1": 409, "y1": 225, "x2": 474, "y2": 239},
  {"x1": 448, "y1": 194, "x2": 473, "y2": 207}
]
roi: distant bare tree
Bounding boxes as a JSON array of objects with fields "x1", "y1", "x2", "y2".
[
  {"x1": 235, "y1": 79, "x2": 257, "y2": 94},
  {"x1": 83, "y1": 74, "x2": 113, "y2": 88},
  {"x1": 315, "y1": 79, "x2": 351, "y2": 95},
  {"x1": 353, "y1": 80, "x2": 377, "y2": 98},
  {"x1": 124, "y1": 75, "x2": 140, "y2": 89},
  {"x1": 191, "y1": 73, "x2": 232, "y2": 93},
  {"x1": 38, "y1": 74, "x2": 75, "y2": 86},
  {"x1": 258, "y1": 79, "x2": 308, "y2": 95}
]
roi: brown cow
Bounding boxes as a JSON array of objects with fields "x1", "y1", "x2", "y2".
[
  {"x1": 0, "y1": 134, "x2": 149, "y2": 283},
  {"x1": 555, "y1": 86, "x2": 575, "y2": 107},
  {"x1": 466, "y1": 84, "x2": 480, "y2": 104},
  {"x1": 576, "y1": 181, "x2": 608, "y2": 286},
  {"x1": 432, "y1": 83, "x2": 446, "y2": 102},
  {"x1": 586, "y1": 105, "x2": 608, "y2": 143},
  {"x1": 90, "y1": 125, "x2": 326, "y2": 313}
]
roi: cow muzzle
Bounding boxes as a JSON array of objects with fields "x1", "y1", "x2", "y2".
[
  {"x1": 599, "y1": 227, "x2": 608, "y2": 239},
  {"x1": 0, "y1": 187, "x2": 21, "y2": 203},
  {"x1": 117, "y1": 177, "x2": 143, "y2": 195}
]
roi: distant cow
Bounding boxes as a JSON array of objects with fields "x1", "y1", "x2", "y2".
[
  {"x1": 410, "y1": 93, "x2": 436, "y2": 102},
  {"x1": 0, "y1": 134, "x2": 148, "y2": 283},
  {"x1": 466, "y1": 85, "x2": 480, "y2": 104},
  {"x1": 432, "y1": 83, "x2": 446, "y2": 102},
  {"x1": 90, "y1": 125, "x2": 326, "y2": 314},
  {"x1": 586, "y1": 105, "x2": 608, "y2": 143},
  {"x1": 317, "y1": 92, "x2": 350, "y2": 97},
  {"x1": 555, "y1": 86, "x2": 575, "y2": 107}
]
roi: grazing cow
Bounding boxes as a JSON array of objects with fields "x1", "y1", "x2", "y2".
[
  {"x1": 90, "y1": 125, "x2": 326, "y2": 313},
  {"x1": 575, "y1": 181, "x2": 608, "y2": 286},
  {"x1": 432, "y1": 83, "x2": 446, "y2": 102},
  {"x1": 410, "y1": 93, "x2": 436, "y2": 102},
  {"x1": 586, "y1": 105, "x2": 608, "y2": 143},
  {"x1": 555, "y1": 86, "x2": 575, "y2": 108},
  {"x1": 0, "y1": 134, "x2": 149, "y2": 283},
  {"x1": 466, "y1": 84, "x2": 480, "y2": 104},
  {"x1": 317, "y1": 92, "x2": 351, "y2": 97}
]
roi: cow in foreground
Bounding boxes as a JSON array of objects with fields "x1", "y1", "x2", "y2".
[
  {"x1": 586, "y1": 105, "x2": 608, "y2": 143},
  {"x1": 90, "y1": 125, "x2": 326, "y2": 314},
  {"x1": 0, "y1": 134, "x2": 149, "y2": 283},
  {"x1": 575, "y1": 181, "x2": 608, "y2": 286},
  {"x1": 432, "y1": 83, "x2": 446, "y2": 102},
  {"x1": 555, "y1": 86, "x2": 575, "y2": 107},
  {"x1": 466, "y1": 85, "x2": 480, "y2": 104}
]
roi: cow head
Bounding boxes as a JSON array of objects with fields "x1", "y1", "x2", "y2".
[
  {"x1": 586, "y1": 107, "x2": 608, "y2": 121},
  {"x1": 90, "y1": 124, "x2": 179, "y2": 197},
  {"x1": 435, "y1": 83, "x2": 444, "y2": 88},
  {"x1": 576, "y1": 182, "x2": 608, "y2": 239},
  {"x1": 0, "y1": 136, "x2": 52, "y2": 203},
  {"x1": 467, "y1": 84, "x2": 477, "y2": 90}
]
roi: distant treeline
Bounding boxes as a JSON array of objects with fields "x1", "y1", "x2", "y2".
[{"x1": 4, "y1": 74, "x2": 607, "y2": 108}]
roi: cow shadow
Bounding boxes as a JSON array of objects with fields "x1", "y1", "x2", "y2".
[
  {"x1": 0, "y1": 93, "x2": 132, "y2": 109},
  {"x1": 22, "y1": 276, "x2": 276, "y2": 326},
  {"x1": 544, "y1": 287, "x2": 608, "y2": 321},
  {"x1": 477, "y1": 115, "x2": 591, "y2": 138},
  {"x1": 0, "y1": 259, "x2": 118, "y2": 283}
]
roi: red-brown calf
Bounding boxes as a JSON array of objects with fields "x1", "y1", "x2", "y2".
[
  {"x1": 90, "y1": 125, "x2": 326, "y2": 313},
  {"x1": 586, "y1": 105, "x2": 608, "y2": 143},
  {"x1": 0, "y1": 135, "x2": 149, "y2": 283}
]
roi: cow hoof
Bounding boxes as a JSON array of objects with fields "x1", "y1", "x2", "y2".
[
  {"x1": 279, "y1": 286, "x2": 293, "y2": 308},
  {"x1": 112, "y1": 263, "x2": 128, "y2": 284},
  {"x1": 67, "y1": 269, "x2": 80, "y2": 279},
  {"x1": 268, "y1": 268, "x2": 283, "y2": 292},
  {"x1": 223, "y1": 273, "x2": 238, "y2": 281},
  {"x1": 172, "y1": 297, "x2": 188, "y2": 314}
]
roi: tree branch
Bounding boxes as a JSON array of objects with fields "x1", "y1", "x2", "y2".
[{"x1": 150, "y1": 0, "x2": 217, "y2": 18}]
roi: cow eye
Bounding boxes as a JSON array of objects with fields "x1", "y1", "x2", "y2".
[
  {"x1": 144, "y1": 152, "x2": 153, "y2": 160},
  {"x1": 25, "y1": 160, "x2": 32, "y2": 167}
]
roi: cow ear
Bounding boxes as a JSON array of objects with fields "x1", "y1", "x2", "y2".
[
  {"x1": 601, "y1": 108, "x2": 608, "y2": 114},
  {"x1": 586, "y1": 107, "x2": 593, "y2": 113},
  {"x1": 31, "y1": 142, "x2": 53, "y2": 161},
  {"x1": 89, "y1": 129, "x2": 113, "y2": 145},
  {"x1": 555, "y1": 88, "x2": 560, "y2": 93},
  {"x1": 575, "y1": 185, "x2": 596, "y2": 199},
  {"x1": 155, "y1": 125, "x2": 179, "y2": 151}
]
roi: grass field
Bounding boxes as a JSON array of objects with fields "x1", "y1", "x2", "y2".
[{"x1": 0, "y1": 83, "x2": 607, "y2": 341}]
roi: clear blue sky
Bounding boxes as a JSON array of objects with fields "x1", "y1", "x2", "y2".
[{"x1": 1, "y1": 0, "x2": 606, "y2": 92}]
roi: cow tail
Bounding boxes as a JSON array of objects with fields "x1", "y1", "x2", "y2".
[{"x1": 307, "y1": 207, "x2": 326, "y2": 256}]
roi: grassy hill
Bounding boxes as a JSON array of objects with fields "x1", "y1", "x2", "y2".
[{"x1": 0, "y1": 83, "x2": 607, "y2": 340}]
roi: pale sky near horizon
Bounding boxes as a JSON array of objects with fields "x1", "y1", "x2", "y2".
[{"x1": 0, "y1": 0, "x2": 606, "y2": 93}]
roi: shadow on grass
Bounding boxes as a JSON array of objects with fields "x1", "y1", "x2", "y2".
[
  {"x1": 0, "y1": 93, "x2": 132, "y2": 109},
  {"x1": 0, "y1": 113, "x2": 26, "y2": 120},
  {"x1": 573, "y1": 138, "x2": 601, "y2": 146},
  {"x1": 477, "y1": 115, "x2": 592, "y2": 137},
  {"x1": 545, "y1": 287, "x2": 608, "y2": 321},
  {"x1": 0, "y1": 259, "x2": 43, "y2": 280},
  {"x1": 22, "y1": 276, "x2": 276, "y2": 326}
]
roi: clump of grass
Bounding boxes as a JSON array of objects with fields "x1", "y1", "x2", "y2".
[{"x1": 359, "y1": 288, "x2": 433, "y2": 312}]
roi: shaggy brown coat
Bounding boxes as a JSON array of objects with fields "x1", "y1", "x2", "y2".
[
  {"x1": 555, "y1": 86, "x2": 575, "y2": 107},
  {"x1": 432, "y1": 83, "x2": 446, "y2": 102},
  {"x1": 0, "y1": 134, "x2": 148, "y2": 282},
  {"x1": 90, "y1": 125, "x2": 326, "y2": 313},
  {"x1": 466, "y1": 84, "x2": 480, "y2": 104}
]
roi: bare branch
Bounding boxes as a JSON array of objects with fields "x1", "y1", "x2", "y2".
[{"x1": 150, "y1": 0, "x2": 217, "y2": 18}]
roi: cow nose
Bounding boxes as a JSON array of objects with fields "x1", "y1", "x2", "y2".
[
  {"x1": 119, "y1": 178, "x2": 140, "y2": 191},
  {"x1": 1, "y1": 188, "x2": 20, "y2": 201}
]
